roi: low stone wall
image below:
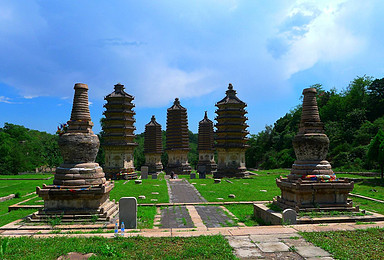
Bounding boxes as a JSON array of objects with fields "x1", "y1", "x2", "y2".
[
  {"x1": 0, "y1": 194, "x2": 15, "y2": 202},
  {"x1": 253, "y1": 203, "x2": 282, "y2": 225}
]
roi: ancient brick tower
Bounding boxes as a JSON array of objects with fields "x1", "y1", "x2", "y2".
[
  {"x1": 34, "y1": 83, "x2": 117, "y2": 223},
  {"x1": 197, "y1": 111, "x2": 217, "y2": 174},
  {"x1": 275, "y1": 87, "x2": 355, "y2": 212},
  {"x1": 102, "y1": 83, "x2": 138, "y2": 179},
  {"x1": 144, "y1": 115, "x2": 163, "y2": 174},
  {"x1": 166, "y1": 98, "x2": 192, "y2": 174},
  {"x1": 214, "y1": 83, "x2": 248, "y2": 178}
]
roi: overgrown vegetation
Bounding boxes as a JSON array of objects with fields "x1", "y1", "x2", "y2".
[
  {"x1": 246, "y1": 76, "x2": 384, "y2": 172},
  {"x1": 0, "y1": 235, "x2": 236, "y2": 259},
  {"x1": 301, "y1": 227, "x2": 384, "y2": 260}
]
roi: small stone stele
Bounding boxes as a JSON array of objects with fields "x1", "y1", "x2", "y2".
[
  {"x1": 141, "y1": 166, "x2": 149, "y2": 179},
  {"x1": 228, "y1": 194, "x2": 236, "y2": 198},
  {"x1": 190, "y1": 173, "x2": 196, "y2": 179},
  {"x1": 214, "y1": 179, "x2": 221, "y2": 183},
  {"x1": 151, "y1": 173, "x2": 158, "y2": 179},
  {"x1": 135, "y1": 180, "x2": 142, "y2": 184},
  {"x1": 282, "y1": 209, "x2": 297, "y2": 224},
  {"x1": 119, "y1": 197, "x2": 137, "y2": 229}
]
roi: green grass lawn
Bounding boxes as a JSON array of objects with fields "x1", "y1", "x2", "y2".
[
  {"x1": 351, "y1": 197, "x2": 384, "y2": 215},
  {"x1": 109, "y1": 177, "x2": 169, "y2": 204},
  {"x1": 0, "y1": 235, "x2": 236, "y2": 259},
  {"x1": 224, "y1": 204, "x2": 260, "y2": 226},
  {"x1": 0, "y1": 174, "x2": 54, "y2": 179},
  {"x1": 187, "y1": 170, "x2": 287, "y2": 202},
  {"x1": 0, "y1": 178, "x2": 53, "y2": 197},
  {"x1": 301, "y1": 227, "x2": 384, "y2": 260},
  {"x1": 0, "y1": 193, "x2": 37, "y2": 227},
  {"x1": 351, "y1": 178, "x2": 384, "y2": 200},
  {"x1": 137, "y1": 206, "x2": 157, "y2": 229}
]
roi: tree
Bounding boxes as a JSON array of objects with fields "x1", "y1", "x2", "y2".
[{"x1": 368, "y1": 129, "x2": 384, "y2": 179}]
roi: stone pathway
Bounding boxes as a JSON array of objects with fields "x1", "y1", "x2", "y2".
[
  {"x1": 228, "y1": 233, "x2": 333, "y2": 259},
  {"x1": 160, "y1": 205, "x2": 195, "y2": 228},
  {"x1": 195, "y1": 205, "x2": 235, "y2": 228},
  {"x1": 167, "y1": 179, "x2": 206, "y2": 203}
]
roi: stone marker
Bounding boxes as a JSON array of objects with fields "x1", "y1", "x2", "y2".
[
  {"x1": 138, "y1": 195, "x2": 146, "y2": 199},
  {"x1": 190, "y1": 173, "x2": 196, "y2": 179},
  {"x1": 214, "y1": 179, "x2": 221, "y2": 183},
  {"x1": 119, "y1": 197, "x2": 137, "y2": 229},
  {"x1": 199, "y1": 171, "x2": 206, "y2": 179},
  {"x1": 228, "y1": 194, "x2": 236, "y2": 198},
  {"x1": 151, "y1": 173, "x2": 158, "y2": 179},
  {"x1": 282, "y1": 208, "x2": 297, "y2": 224},
  {"x1": 141, "y1": 166, "x2": 149, "y2": 179},
  {"x1": 135, "y1": 180, "x2": 142, "y2": 184},
  {"x1": 151, "y1": 192, "x2": 159, "y2": 195}
]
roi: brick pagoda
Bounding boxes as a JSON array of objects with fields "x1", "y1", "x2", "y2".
[
  {"x1": 274, "y1": 87, "x2": 355, "y2": 212},
  {"x1": 144, "y1": 115, "x2": 163, "y2": 174},
  {"x1": 214, "y1": 84, "x2": 249, "y2": 178},
  {"x1": 102, "y1": 83, "x2": 138, "y2": 179},
  {"x1": 166, "y1": 98, "x2": 192, "y2": 175},
  {"x1": 34, "y1": 83, "x2": 117, "y2": 223},
  {"x1": 197, "y1": 111, "x2": 217, "y2": 174}
]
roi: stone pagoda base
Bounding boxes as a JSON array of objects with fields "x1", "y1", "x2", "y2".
[
  {"x1": 197, "y1": 160, "x2": 217, "y2": 174},
  {"x1": 165, "y1": 163, "x2": 192, "y2": 175},
  {"x1": 104, "y1": 168, "x2": 137, "y2": 180},
  {"x1": 274, "y1": 177, "x2": 356, "y2": 212},
  {"x1": 146, "y1": 163, "x2": 163, "y2": 174},
  {"x1": 33, "y1": 181, "x2": 117, "y2": 223},
  {"x1": 213, "y1": 167, "x2": 247, "y2": 178}
]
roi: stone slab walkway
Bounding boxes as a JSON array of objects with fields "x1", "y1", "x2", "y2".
[
  {"x1": 195, "y1": 205, "x2": 235, "y2": 228},
  {"x1": 167, "y1": 179, "x2": 206, "y2": 203},
  {"x1": 160, "y1": 205, "x2": 195, "y2": 228}
]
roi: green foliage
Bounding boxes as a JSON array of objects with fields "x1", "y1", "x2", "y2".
[
  {"x1": 301, "y1": 228, "x2": 384, "y2": 260},
  {"x1": 0, "y1": 235, "x2": 236, "y2": 259},
  {"x1": 246, "y1": 76, "x2": 384, "y2": 172},
  {"x1": 0, "y1": 123, "x2": 62, "y2": 174},
  {"x1": 368, "y1": 129, "x2": 384, "y2": 178}
]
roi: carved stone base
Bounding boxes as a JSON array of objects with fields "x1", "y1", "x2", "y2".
[
  {"x1": 213, "y1": 166, "x2": 247, "y2": 178},
  {"x1": 34, "y1": 181, "x2": 117, "y2": 223},
  {"x1": 104, "y1": 167, "x2": 137, "y2": 180},
  {"x1": 197, "y1": 160, "x2": 217, "y2": 174},
  {"x1": 275, "y1": 177, "x2": 356, "y2": 212},
  {"x1": 165, "y1": 163, "x2": 192, "y2": 175}
]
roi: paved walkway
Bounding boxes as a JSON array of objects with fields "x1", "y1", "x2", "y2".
[{"x1": 167, "y1": 179, "x2": 206, "y2": 203}]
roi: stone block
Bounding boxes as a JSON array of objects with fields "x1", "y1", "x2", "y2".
[
  {"x1": 199, "y1": 172, "x2": 206, "y2": 179},
  {"x1": 141, "y1": 166, "x2": 149, "y2": 179},
  {"x1": 119, "y1": 197, "x2": 137, "y2": 229},
  {"x1": 151, "y1": 173, "x2": 158, "y2": 179},
  {"x1": 190, "y1": 173, "x2": 196, "y2": 179},
  {"x1": 282, "y1": 209, "x2": 297, "y2": 224},
  {"x1": 135, "y1": 180, "x2": 142, "y2": 184},
  {"x1": 214, "y1": 179, "x2": 221, "y2": 183}
]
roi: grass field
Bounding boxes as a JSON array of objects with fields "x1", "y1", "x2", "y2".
[
  {"x1": 224, "y1": 204, "x2": 260, "y2": 226},
  {"x1": 0, "y1": 174, "x2": 53, "y2": 179},
  {"x1": 0, "y1": 178, "x2": 53, "y2": 197},
  {"x1": 0, "y1": 235, "x2": 236, "y2": 259},
  {"x1": 187, "y1": 170, "x2": 287, "y2": 202},
  {"x1": 301, "y1": 227, "x2": 384, "y2": 260},
  {"x1": 109, "y1": 176, "x2": 169, "y2": 204}
]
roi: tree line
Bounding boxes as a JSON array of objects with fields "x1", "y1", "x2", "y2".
[{"x1": 245, "y1": 76, "x2": 384, "y2": 172}]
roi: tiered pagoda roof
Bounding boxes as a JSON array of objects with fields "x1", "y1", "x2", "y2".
[
  {"x1": 144, "y1": 115, "x2": 163, "y2": 154},
  {"x1": 166, "y1": 98, "x2": 189, "y2": 150},
  {"x1": 103, "y1": 83, "x2": 137, "y2": 147},
  {"x1": 198, "y1": 111, "x2": 214, "y2": 151},
  {"x1": 215, "y1": 84, "x2": 249, "y2": 149}
]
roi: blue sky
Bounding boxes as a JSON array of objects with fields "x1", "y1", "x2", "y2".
[{"x1": 0, "y1": 0, "x2": 383, "y2": 135}]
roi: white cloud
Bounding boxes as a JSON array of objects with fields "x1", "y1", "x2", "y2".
[
  {"x1": 135, "y1": 63, "x2": 217, "y2": 107},
  {"x1": 0, "y1": 96, "x2": 12, "y2": 103},
  {"x1": 268, "y1": 0, "x2": 367, "y2": 79}
]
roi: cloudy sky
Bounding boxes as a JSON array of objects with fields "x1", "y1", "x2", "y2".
[{"x1": 0, "y1": 0, "x2": 383, "y2": 135}]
